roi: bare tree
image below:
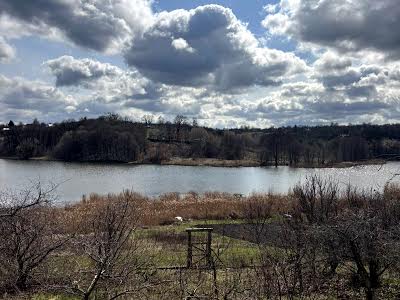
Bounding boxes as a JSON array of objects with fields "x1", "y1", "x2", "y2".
[
  {"x1": 260, "y1": 130, "x2": 284, "y2": 167},
  {"x1": 174, "y1": 115, "x2": 188, "y2": 141},
  {"x1": 68, "y1": 196, "x2": 153, "y2": 300},
  {"x1": 292, "y1": 175, "x2": 339, "y2": 224},
  {"x1": 325, "y1": 190, "x2": 400, "y2": 300},
  {"x1": 141, "y1": 114, "x2": 154, "y2": 126},
  {"x1": 0, "y1": 182, "x2": 70, "y2": 292},
  {"x1": 189, "y1": 127, "x2": 208, "y2": 157},
  {"x1": 0, "y1": 181, "x2": 57, "y2": 218},
  {"x1": 292, "y1": 177, "x2": 400, "y2": 299}
]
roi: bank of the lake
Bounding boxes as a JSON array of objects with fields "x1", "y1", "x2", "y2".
[
  {"x1": 161, "y1": 156, "x2": 388, "y2": 168},
  {"x1": 0, "y1": 154, "x2": 389, "y2": 169},
  {"x1": 0, "y1": 158, "x2": 399, "y2": 204}
]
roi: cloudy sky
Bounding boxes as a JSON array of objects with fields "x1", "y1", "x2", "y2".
[{"x1": 0, "y1": 0, "x2": 399, "y2": 128}]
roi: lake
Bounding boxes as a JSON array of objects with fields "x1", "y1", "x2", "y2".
[{"x1": 0, "y1": 159, "x2": 399, "y2": 204}]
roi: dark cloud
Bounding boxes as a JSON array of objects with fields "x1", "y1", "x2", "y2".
[
  {"x1": 43, "y1": 55, "x2": 203, "y2": 116},
  {"x1": 312, "y1": 53, "x2": 383, "y2": 100},
  {"x1": 243, "y1": 97, "x2": 391, "y2": 127},
  {"x1": 130, "y1": 82, "x2": 164, "y2": 100},
  {"x1": 0, "y1": 0, "x2": 152, "y2": 52},
  {"x1": 306, "y1": 99, "x2": 389, "y2": 117},
  {"x1": 346, "y1": 85, "x2": 377, "y2": 99},
  {"x1": 45, "y1": 56, "x2": 123, "y2": 87},
  {"x1": 44, "y1": 56, "x2": 152, "y2": 110},
  {"x1": 125, "y1": 5, "x2": 306, "y2": 91},
  {"x1": 264, "y1": 0, "x2": 400, "y2": 58},
  {"x1": 313, "y1": 52, "x2": 352, "y2": 72},
  {"x1": 320, "y1": 70, "x2": 363, "y2": 89},
  {"x1": 0, "y1": 75, "x2": 75, "y2": 114}
]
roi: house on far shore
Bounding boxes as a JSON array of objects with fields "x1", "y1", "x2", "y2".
[{"x1": 2, "y1": 127, "x2": 10, "y2": 131}]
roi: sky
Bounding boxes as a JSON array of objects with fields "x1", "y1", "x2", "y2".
[{"x1": 0, "y1": 0, "x2": 400, "y2": 128}]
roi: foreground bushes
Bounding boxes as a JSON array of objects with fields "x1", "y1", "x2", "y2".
[{"x1": 1, "y1": 178, "x2": 400, "y2": 299}]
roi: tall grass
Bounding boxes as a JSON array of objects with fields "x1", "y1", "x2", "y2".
[
  {"x1": 59, "y1": 180, "x2": 400, "y2": 228},
  {"x1": 61, "y1": 191, "x2": 291, "y2": 227}
]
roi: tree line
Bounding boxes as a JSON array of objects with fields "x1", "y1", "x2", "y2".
[{"x1": 1, "y1": 114, "x2": 400, "y2": 165}]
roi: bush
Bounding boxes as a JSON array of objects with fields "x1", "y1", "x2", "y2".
[
  {"x1": 16, "y1": 139, "x2": 38, "y2": 159},
  {"x1": 53, "y1": 129, "x2": 140, "y2": 162}
]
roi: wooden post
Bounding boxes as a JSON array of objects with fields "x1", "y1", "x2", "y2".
[
  {"x1": 206, "y1": 230, "x2": 212, "y2": 267},
  {"x1": 186, "y1": 228, "x2": 213, "y2": 269},
  {"x1": 187, "y1": 230, "x2": 192, "y2": 268}
]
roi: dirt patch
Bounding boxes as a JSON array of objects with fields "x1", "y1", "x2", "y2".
[
  {"x1": 197, "y1": 222, "x2": 288, "y2": 247},
  {"x1": 162, "y1": 157, "x2": 261, "y2": 167}
]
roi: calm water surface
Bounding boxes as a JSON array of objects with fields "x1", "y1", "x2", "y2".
[{"x1": 0, "y1": 159, "x2": 399, "y2": 204}]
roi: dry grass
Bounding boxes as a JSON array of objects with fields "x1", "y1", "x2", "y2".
[
  {"x1": 162, "y1": 157, "x2": 261, "y2": 167},
  {"x1": 59, "y1": 191, "x2": 291, "y2": 228},
  {"x1": 59, "y1": 181, "x2": 400, "y2": 229}
]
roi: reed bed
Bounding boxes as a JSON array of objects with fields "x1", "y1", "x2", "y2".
[
  {"x1": 59, "y1": 190, "x2": 292, "y2": 229},
  {"x1": 59, "y1": 180, "x2": 400, "y2": 229}
]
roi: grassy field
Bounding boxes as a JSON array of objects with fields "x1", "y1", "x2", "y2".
[
  {"x1": 8, "y1": 219, "x2": 263, "y2": 300},
  {"x1": 6, "y1": 219, "x2": 400, "y2": 299},
  {"x1": 134, "y1": 219, "x2": 261, "y2": 267},
  {"x1": 3, "y1": 181, "x2": 400, "y2": 299}
]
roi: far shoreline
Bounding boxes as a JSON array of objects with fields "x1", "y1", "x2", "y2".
[{"x1": 0, "y1": 155, "x2": 388, "y2": 169}]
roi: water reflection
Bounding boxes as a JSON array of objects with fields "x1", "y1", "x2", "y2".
[{"x1": 0, "y1": 159, "x2": 399, "y2": 204}]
